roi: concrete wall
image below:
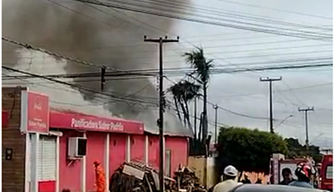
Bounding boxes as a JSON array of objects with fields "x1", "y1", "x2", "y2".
[
  {"x1": 188, "y1": 156, "x2": 218, "y2": 189},
  {"x1": 2, "y1": 87, "x2": 27, "y2": 192}
]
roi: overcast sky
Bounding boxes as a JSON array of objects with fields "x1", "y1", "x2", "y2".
[
  {"x1": 164, "y1": 0, "x2": 333, "y2": 147},
  {"x1": 3, "y1": 0, "x2": 332, "y2": 147}
]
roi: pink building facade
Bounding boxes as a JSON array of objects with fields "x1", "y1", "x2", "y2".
[{"x1": 6, "y1": 89, "x2": 190, "y2": 192}]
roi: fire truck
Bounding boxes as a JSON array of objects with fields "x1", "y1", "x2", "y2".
[
  {"x1": 269, "y1": 153, "x2": 317, "y2": 186},
  {"x1": 319, "y1": 154, "x2": 333, "y2": 191}
]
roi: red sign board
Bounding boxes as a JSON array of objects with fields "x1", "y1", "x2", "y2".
[
  {"x1": 50, "y1": 110, "x2": 144, "y2": 134},
  {"x1": 2, "y1": 111, "x2": 9, "y2": 127},
  {"x1": 21, "y1": 90, "x2": 50, "y2": 133}
]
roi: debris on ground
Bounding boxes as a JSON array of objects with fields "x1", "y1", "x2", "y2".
[
  {"x1": 109, "y1": 161, "x2": 175, "y2": 192},
  {"x1": 173, "y1": 165, "x2": 207, "y2": 192},
  {"x1": 109, "y1": 162, "x2": 207, "y2": 192}
]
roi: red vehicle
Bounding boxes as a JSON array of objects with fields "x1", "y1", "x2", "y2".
[{"x1": 319, "y1": 154, "x2": 333, "y2": 191}]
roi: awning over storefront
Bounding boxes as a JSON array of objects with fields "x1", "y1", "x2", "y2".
[{"x1": 49, "y1": 109, "x2": 144, "y2": 135}]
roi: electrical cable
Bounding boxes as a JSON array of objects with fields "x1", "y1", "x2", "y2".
[
  {"x1": 2, "y1": 66, "x2": 159, "y2": 106},
  {"x1": 31, "y1": 0, "x2": 334, "y2": 77},
  {"x1": 164, "y1": 76, "x2": 270, "y2": 120},
  {"x1": 3, "y1": 61, "x2": 332, "y2": 79},
  {"x1": 71, "y1": 0, "x2": 332, "y2": 41},
  {"x1": 133, "y1": 0, "x2": 332, "y2": 33},
  {"x1": 102, "y1": 0, "x2": 332, "y2": 38},
  {"x1": 2, "y1": 66, "x2": 275, "y2": 121},
  {"x1": 2, "y1": 37, "x2": 153, "y2": 76},
  {"x1": 46, "y1": 42, "x2": 331, "y2": 57},
  {"x1": 217, "y1": 0, "x2": 332, "y2": 20}
]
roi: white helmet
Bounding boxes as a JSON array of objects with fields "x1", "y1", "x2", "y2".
[{"x1": 224, "y1": 165, "x2": 238, "y2": 177}]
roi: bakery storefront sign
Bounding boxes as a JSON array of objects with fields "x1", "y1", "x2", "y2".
[
  {"x1": 50, "y1": 110, "x2": 144, "y2": 134},
  {"x1": 71, "y1": 118, "x2": 124, "y2": 131},
  {"x1": 21, "y1": 90, "x2": 50, "y2": 133}
]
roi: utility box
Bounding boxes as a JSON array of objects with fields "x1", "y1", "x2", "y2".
[{"x1": 68, "y1": 137, "x2": 87, "y2": 159}]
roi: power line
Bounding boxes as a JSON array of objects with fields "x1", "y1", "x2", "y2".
[
  {"x1": 18, "y1": 0, "x2": 332, "y2": 82},
  {"x1": 109, "y1": 0, "x2": 332, "y2": 38},
  {"x1": 281, "y1": 81, "x2": 307, "y2": 107},
  {"x1": 298, "y1": 107, "x2": 315, "y2": 150},
  {"x1": 6, "y1": 66, "x2": 324, "y2": 124},
  {"x1": 11, "y1": 36, "x2": 327, "y2": 54},
  {"x1": 38, "y1": 43, "x2": 331, "y2": 61},
  {"x1": 3, "y1": 61, "x2": 332, "y2": 79},
  {"x1": 111, "y1": 0, "x2": 333, "y2": 36},
  {"x1": 220, "y1": 82, "x2": 333, "y2": 99},
  {"x1": 71, "y1": 0, "x2": 332, "y2": 41},
  {"x1": 2, "y1": 37, "x2": 148, "y2": 75},
  {"x1": 76, "y1": 0, "x2": 332, "y2": 79},
  {"x1": 6, "y1": 2, "x2": 330, "y2": 76},
  {"x1": 2, "y1": 66, "x2": 159, "y2": 106},
  {"x1": 144, "y1": 35, "x2": 179, "y2": 192},
  {"x1": 164, "y1": 76, "x2": 269, "y2": 120},
  {"x1": 217, "y1": 0, "x2": 332, "y2": 20},
  {"x1": 3, "y1": 0, "x2": 330, "y2": 126},
  {"x1": 134, "y1": 0, "x2": 332, "y2": 34},
  {"x1": 4, "y1": 64, "x2": 327, "y2": 132},
  {"x1": 127, "y1": 0, "x2": 331, "y2": 37},
  {"x1": 260, "y1": 76, "x2": 282, "y2": 133}
]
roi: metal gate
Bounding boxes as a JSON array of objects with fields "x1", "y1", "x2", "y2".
[{"x1": 38, "y1": 135, "x2": 56, "y2": 180}]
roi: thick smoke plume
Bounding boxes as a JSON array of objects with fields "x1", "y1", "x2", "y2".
[{"x1": 3, "y1": 0, "x2": 189, "y2": 134}]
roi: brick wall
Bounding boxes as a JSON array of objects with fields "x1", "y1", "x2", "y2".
[{"x1": 2, "y1": 87, "x2": 27, "y2": 192}]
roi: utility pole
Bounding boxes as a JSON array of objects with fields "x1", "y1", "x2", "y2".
[
  {"x1": 194, "y1": 97, "x2": 197, "y2": 140},
  {"x1": 144, "y1": 36, "x2": 179, "y2": 192},
  {"x1": 213, "y1": 104, "x2": 218, "y2": 143},
  {"x1": 298, "y1": 107, "x2": 314, "y2": 151},
  {"x1": 260, "y1": 76, "x2": 282, "y2": 133}
]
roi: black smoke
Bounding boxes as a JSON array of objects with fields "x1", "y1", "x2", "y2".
[{"x1": 3, "y1": 0, "x2": 191, "y2": 134}]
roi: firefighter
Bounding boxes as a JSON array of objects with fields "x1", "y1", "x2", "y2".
[
  {"x1": 94, "y1": 160, "x2": 106, "y2": 192},
  {"x1": 288, "y1": 162, "x2": 314, "y2": 188}
]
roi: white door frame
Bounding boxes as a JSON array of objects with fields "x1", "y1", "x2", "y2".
[
  {"x1": 126, "y1": 135, "x2": 131, "y2": 162},
  {"x1": 105, "y1": 133, "x2": 110, "y2": 192},
  {"x1": 25, "y1": 133, "x2": 31, "y2": 192},
  {"x1": 30, "y1": 133, "x2": 40, "y2": 192},
  {"x1": 81, "y1": 132, "x2": 87, "y2": 192}
]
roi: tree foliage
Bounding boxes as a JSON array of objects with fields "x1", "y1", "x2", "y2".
[
  {"x1": 217, "y1": 127, "x2": 288, "y2": 174},
  {"x1": 183, "y1": 47, "x2": 214, "y2": 85},
  {"x1": 168, "y1": 80, "x2": 201, "y2": 127},
  {"x1": 169, "y1": 47, "x2": 213, "y2": 143},
  {"x1": 285, "y1": 137, "x2": 322, "y2": 163}
]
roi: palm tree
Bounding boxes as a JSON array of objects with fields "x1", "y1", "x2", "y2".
[
  {"x1": 168, "y1": 47, "x2": 213, "y2": 156},
  {"x1": 168, "y1": 80, "x2": 201, "y2": 130},
  {"x1": 183, "y1": 47, "x2": 213, "y2": 143}
]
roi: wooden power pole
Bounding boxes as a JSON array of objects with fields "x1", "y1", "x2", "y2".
[
  {"x1": 144, "y1": 36, "x2": 179, "y2": 192},
  {"x1": 260, "y1": 76, "x2": 282, "y2": 133},
  {"x1": 298, "y1": 107, "x2": 314, "y2": 151}
]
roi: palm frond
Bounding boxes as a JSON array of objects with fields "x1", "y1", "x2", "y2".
[
  {"x1": 168, "y1": 80, "x2": 201, "y2": 102},
  {"x1": 183, "y1": 47, "x2": 214, "y2": 84}
]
